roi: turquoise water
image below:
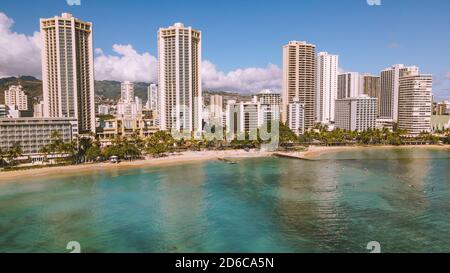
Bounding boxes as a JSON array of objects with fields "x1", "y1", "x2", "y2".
[{"x1": 1, "y1": 148, "x2": 450, "y2": 253}]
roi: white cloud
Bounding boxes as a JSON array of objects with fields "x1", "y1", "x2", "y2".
[
  {"x1": 0, "y1": 12, "x2": 42, "y2": 78},
  {"x1": 202, "y1": 60, "x2": 281, "y2": 93},
  {"x1": 94, "y1": 44, "x2": 158, "y2": 83}
]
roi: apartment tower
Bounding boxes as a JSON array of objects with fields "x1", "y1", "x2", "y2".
[
  {"x1": 40, "y1": 13, "x2": 96, "y2": 133},
  {"x1": 398, "y1": 74, "x2": 433, "y2": 135},
  {"x1": 282, "y1": 41, "x2": 316, "y2": 129},
  {"x1": 158, "y1": 23, "x2": 202, "y2": 134},
  {"x1": 316, "y1": 52, "x2": 338, "y2": 124},
  {"x1": 380, "y1": 64, "x2": 419, "y2": 121}
]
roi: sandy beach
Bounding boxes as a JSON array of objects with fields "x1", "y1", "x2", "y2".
[
  {"x1": 1, "y1": 145, "x2": 449, "y2": 183},
  {"x1": 0, "y1": 149, "x2": 273, "y2": 183}
]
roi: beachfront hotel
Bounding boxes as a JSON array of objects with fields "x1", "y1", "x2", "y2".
[
  {"x1": 335, "y1": 95, "x2": 378, "y2": 132},
  {"x1": 282, "y1": 41, "x2": 316, "y2": 130},
  {"x1": 398, "y1": 74, "x2": 433, "y2": 135},
  {"x1": 316, "y1": 52, "x2": 339, "y2": 124},
  {"x1": 40, "y1": 13, "x2": 96, "y2": 134},
  {"x1": 209, "y1": 95, "x2": 223, "y2": 125},
  {"x1": 158, "y1": 23, "x2": 202, "y2": 134},
  {"x1": 0, "y1": 118, "x2": 78, "y2": 156},
  {"x1": 380, "y1": 64, "x2": 419, "y2": 122},
  {"x1": 256, "y1": 90, "x2": 282, "y2": 106}
]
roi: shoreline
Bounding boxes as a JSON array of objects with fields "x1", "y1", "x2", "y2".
[
  {"x1": 0, "y1": 150, "x2": 272, "y2": 183},
  {"x1": 1, "y1": 145, "x2": 449, "y2": 183}
]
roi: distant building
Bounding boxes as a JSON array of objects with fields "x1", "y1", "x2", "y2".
[
  {"x1": 146, "y1": 83, "x2": 158, "y2": 111},
  {"x1": 4, "y1": 85, "x2": 31, "y2": 112},
  {"x1": 431, "y1": 115, "x2": 450, "y2": 132},
  {"x1": 0, "y1": 118, "x2": 78, "y2": 156},
  {"x1": 226, "y1": 100, "x2": 260, "y2": 136},
  {"x1": 209, "y1": 95, "x2": 223, "y2": 125},
  {"x1": 376, "y1": 118, "x2": 395, "y2": 131},
  {"x1": 282, "y1": 41, "x2": 316, "y2": 129},
  {"x1": 335, "y1": 95, "x2": 377, "y2": 131},
  {"x1": 40, "y1": 13, "x2": 96, "y2": 133},
  {"x1": 96, "y1": 117, "x2": 158, "y2": 146},
  {"x1": 380, "y1": 64, "x2": 419, "y2": 121},
  {"x1": 33, "y1": 101, "x2": 45, "y2": 118},
  {"x1": 288, "y1": 99, "x2": 305, "y2": 136},
  {"x1": 116, "y1": 81, "x2": 142, "y2": 118},
  {"x1": 316, "y1": 52, "x2": 338, "y2": 124},
  {"x1": 97, "y1": 104, "x2": 110, "y2": 116},
  {"x1": 362, "y1": 74, "x2": 381, "y2": 116},
  {"x1": 398, "y1": 74, "x2": 432, "y2": 135},
  {"x1": 338, "y1": 72, "x2": 362, "y2": 99},
  {"x1": 255, "y1": 89, "x2": 282, "y2": 106}
]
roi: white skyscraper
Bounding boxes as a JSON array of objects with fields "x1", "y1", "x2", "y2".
[
  {"x1": 316, "y1": 52, "x2": 338, "y2": 124},
  {"x1": 337, "y1": 72, "x2": 363, "y2": 99},
  {"x1": 117, "y1": 81, "x2": 141, "y2": 118},
  {"x1": 209, "y1": 95, "x2": 223, "y2": 125},
  {"x1": 380, "y1": 64, "x2": 419, "y2": 121},
  {"x1": 146, "y1": 83, "x2": 158, "y2": 111},
  {"x1": 398, "y1": 74, "x2": 432, "y2": 135},
  {"x1": 40, "y1": 13, "x2": 96, "y2": 133},
  {"x1": 158, "y1": 23, "x2": 202, "y2": 134}
]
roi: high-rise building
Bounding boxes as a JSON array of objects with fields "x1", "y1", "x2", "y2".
[
  {"x1": 4, "y1": 85, "x2": 30, "y2": 112},
  {"x1": 316, "y1": 52, "x2": 338, "y2": 124},
  {"x1": 337, "y1": 72, "x2": 362, "y2": 99},
  {"x1": 362, "y1": 74, "x2": 381, "y2": 116},
  {"x1": 256, "y1": 89, "x2": 282, "y2": 106},
  {"x1": 226, "y1": 100, "x2": 259, "y2": 136},
  {"x1": 146, "y1": 83, "x2": 158, "y2": 111},
  {"x1": 120, "y1": 81, "x2": 134, "y2": 102},
  {"x1": 33, "y1": 101, "x2": 45, "y2": 118},
  {"x1": 335, "y1": 95, "x2": 377, "y2": 131},
  {"x1": 116, "y1": 81, "x2": 142, "y2": 118},
  {"x1": 398, "y1": 74, "x2": 432, "y2": 135},
  {"x1": 288, "y1": 98, "x2": 305, "y2": 136},
  {"x1": 209, "y1": 95, "x2": 223, "y2": 125},
  {"x1": 158, "y1": 23, "x2": 202, "y2": 134},
  {"x1": 380, "y1": 64, "x2": 419, "y2": 121},
  {"x1": 40, "y1": 13, "x2": 96, "y2": 133},
  {"x1": 282, "y1": 41, "x2": 316, "y2": 129}
]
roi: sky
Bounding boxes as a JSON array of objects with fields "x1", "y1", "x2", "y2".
[{"x1": 0, "y1": 0, "x2": 449, "y2": 100}]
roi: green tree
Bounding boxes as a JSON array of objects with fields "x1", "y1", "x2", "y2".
[
  {"x1": 146, "y1": 131, "x2": 174, "y2": 157},
  {"x1": 6, "y1": 143, "x2": 23, "y2": 166},
  {"x1": 85, "y1": 146, "x2": 101, "y2": 162}
]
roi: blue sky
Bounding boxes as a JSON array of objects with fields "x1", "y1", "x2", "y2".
[{"x1": 0, "y1": 0, "x2": 449, "y2": 99}]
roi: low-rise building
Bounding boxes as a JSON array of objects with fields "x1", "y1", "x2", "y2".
[
  {"x1": 335, "y1": 95, "x2": 377, "y2": 131},
  {"x1": 0, "y1": 118, "x2": 78, "y2": 155}
]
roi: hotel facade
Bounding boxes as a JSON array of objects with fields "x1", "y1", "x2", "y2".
[
  {"x1": 158, "y1": 23, "x2": 202, "y2": 134},
  {"x1": 40, "y1": 13, "x2": 96, "y2": 133},
  {"x1": 316, "y1": 52, "x2": 338, "y2": 124},
  {"x1": 398, "y1": 74, "x2": 433, "y2": 135},
  {"x1": 282, "y1": 41, "x2": 316, "y2": 130}
]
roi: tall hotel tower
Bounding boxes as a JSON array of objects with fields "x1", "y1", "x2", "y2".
[
  {"x1": 380, "y1": 64, "x2": 419, "y2": 121},
  {"x1": 282, "y1": 41, "x2": 316, "y2": 129},
  {"x1": 398, "y1": 74, "x2": 432, "y2": 135},
  {"x1": 316, "y1": 52, "x2": 338, "y2": 124},
  {"x1": 158, "y1": 23, "x2": 202, "y2": 134},
  {"x1": 40, "y1": 13, "x2": 96, "y2": 133}
]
